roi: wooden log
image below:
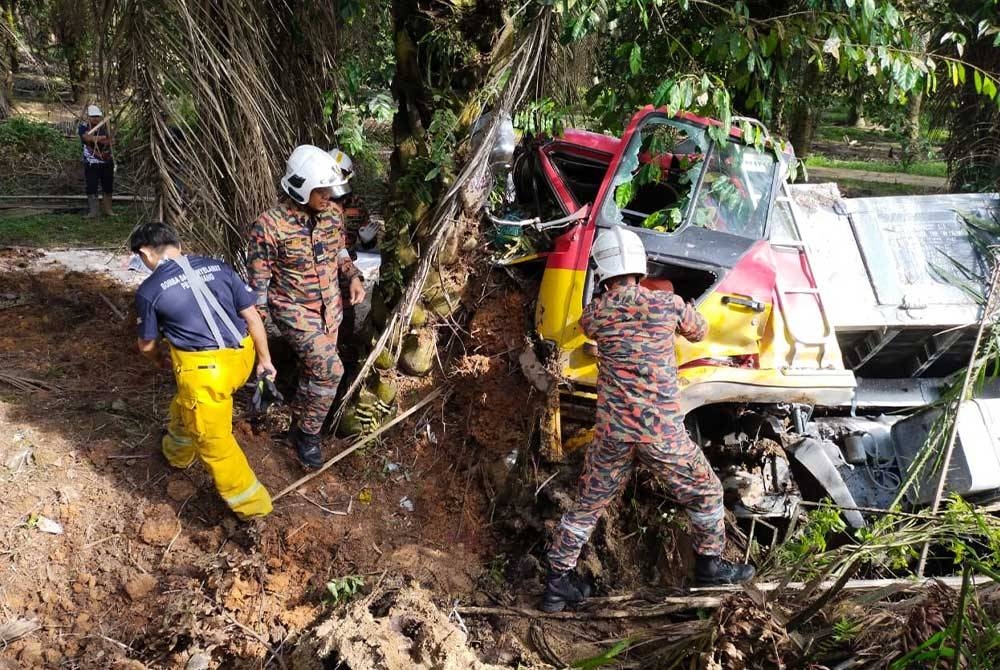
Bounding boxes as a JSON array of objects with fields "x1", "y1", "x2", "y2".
[
  {"x1": 272, "y1": 387, "x2": 444, "y2": 501},
  {"x1": 456, "y1": 597, "x2": 722, "y2": 621},
  {"x1": 692, "y1": 575, "x2": 992, "y2": 594}
]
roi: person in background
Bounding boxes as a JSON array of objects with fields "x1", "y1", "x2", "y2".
[
  {"x1": 130, "y1": 222, "x2": 275, "y2": 520},
  {"x1": 327, "y1": 149, "x2": 378, "y2": 252},
  {"x1": 541, "y1": 226, "x2": 754, "y2": 613},
  {"x1": 78, "y1": 104, "x2": 114, "y2": 218},
  {"x1": 249, "y1": 145, "x2": 365, "y2": 469}
]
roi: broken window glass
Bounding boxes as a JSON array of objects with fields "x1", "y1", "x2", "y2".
[
  {"x1": 598, "y1": 115, "x2": 778, "y2": 240},
  {"x1": 689, "y1": 142, "x2": 777, "y2": 239},
  {"x1": 598, "y1": 118, "x2": 708, "y2": 232}
]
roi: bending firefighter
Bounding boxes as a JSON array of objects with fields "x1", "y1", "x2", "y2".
[
  {"x1": 249, "y1": 145, "x2": 365, "y2": 469},
  {"x1": 131, "y1": 223, "x2": 275, "y2": 519},
  {"x1": 542, "y1": 227, "x2": 754, "y2": 613},
  {"x1": 327, "y1": 149, "x2": 378, "y2": 252}
]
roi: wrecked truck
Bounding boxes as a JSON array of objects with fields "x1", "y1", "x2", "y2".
[{"x1": 484, "y1": 105, "x2": 1000, "y2": 535}]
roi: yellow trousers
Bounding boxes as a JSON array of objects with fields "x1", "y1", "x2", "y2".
[{"x1": 161, "y1": 335, "x2": 272, "y2": 519}]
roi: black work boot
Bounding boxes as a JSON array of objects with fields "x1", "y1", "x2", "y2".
[
  {"x1": 541, "y1": 568, "x2": 592, "y2": 613},
  {"x1": 694, "y1": 554, "x2": 755, "y2": 586},
  {"x1": 294, "y1": 430, "x2": 323, "y2": 470}
]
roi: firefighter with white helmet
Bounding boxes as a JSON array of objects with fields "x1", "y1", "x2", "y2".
[
  {"x1": 327, "y1": 148, "x2": 378, "y2": 250},
  {"x1": 542, "y1": 225, "x2": 754, "y2": 613},
  {"x1": 248, "y1": 145, "x2": 366, "y2": 468}
]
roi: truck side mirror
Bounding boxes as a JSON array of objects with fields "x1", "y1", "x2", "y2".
[{"x1": 471, "y1": 111, "x2": 515, "y2": 169}]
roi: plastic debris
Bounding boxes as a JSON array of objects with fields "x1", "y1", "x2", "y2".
[
  {"x1": 32, "y1": 514, "x2": 64, "y2": 535},
  {"x1": 5, "y1": 447, "x2": 33, "y2": 472},
  {"x1": 399, "y1": 496, "x2": 415, "y2": 513}
]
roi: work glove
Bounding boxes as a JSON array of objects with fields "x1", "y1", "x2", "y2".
[{"x1": 251, "y1": 373, "x2": 284, "y2": 416}]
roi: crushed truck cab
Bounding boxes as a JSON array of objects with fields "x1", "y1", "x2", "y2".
[
  {"x1": 494, "y1": 105, "x2": 1000, "y2": 527},
  {"x1": 518, "y1": 108, "x2": 852, "y2": 432}
]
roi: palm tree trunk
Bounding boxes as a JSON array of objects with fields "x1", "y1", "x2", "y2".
[
  {"x1": 946, "y1": 37, "x2": 1000, "y2": 192},
  {"x1": 0, "y1": 0, "x2": 14, "y2": 115},
  {"x1": 382, "y1": 0, "x2": 510, "y2": 300},
  {"x1": 788, "y1": 68, "x2": 821, "y2": 159}
]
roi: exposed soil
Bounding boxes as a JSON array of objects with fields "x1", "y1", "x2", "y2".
[{"x1": 0, "y1": 250, "x2": 528, "y2": 669}]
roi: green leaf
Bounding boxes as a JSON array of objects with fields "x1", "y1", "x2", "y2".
[
  {"x1": 652, "y1": 79, "x2": 673, "y2": 106},
  {"x1": 424, "y1": 166, "x2": 441, "y2": 181},
  {"x1": 762, "y1": 30, "x2": 777, "y2": 57},
  {"x1": 615, "y1": 181, "x2": 636, "y2": 209},
  {"x1": 629, "y1": 43, "x2": 642, "y2": 76},
  {"x1": 572, "y1": 639, "x2": 632, "y2": 669},
  {"x1": 975, "y1": 69, "x2": 983, "y2": 94}
]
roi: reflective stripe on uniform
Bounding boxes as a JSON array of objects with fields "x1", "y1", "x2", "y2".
[
  {"x1": 224, "y1": 479, "x2": 263, "y2": 507},
  {"x1": 306, "y1": 381, "x2": 339, "y2": 397},
  {"x1": 687, "y1": 506, "x2": 725, "y2": 526},
  {"x1": 166, "y1": 429, "x2": 192, "y2": 446}
]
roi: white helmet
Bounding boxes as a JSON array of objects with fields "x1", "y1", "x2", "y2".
[
  {"x1": 86, "y1": 104, "x2": 102, "y2": 117},
  {"x1": 327, "y1": 148, "x2": 355, "y2": 197},
  {"x1": 281, "y1": 145, "x2": 350, "y2": 204},
  {"x1": 591, "y1": 226, "x2": 647, "y2": 285}
]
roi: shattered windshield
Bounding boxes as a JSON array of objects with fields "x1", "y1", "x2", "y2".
[{"x1": 598, "y1": 116, "x2": 777, "y2": 239}]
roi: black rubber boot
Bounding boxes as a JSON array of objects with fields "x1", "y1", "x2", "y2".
[
  {"x1": 541, "y1": 569, "x2": 592, "y2": 613},
  {"x1": 294, "y1": 430, "x2": 323, "y2": 470},
  {"x1": 694, "y1": 554, "x2": 755, "y2": 586}
]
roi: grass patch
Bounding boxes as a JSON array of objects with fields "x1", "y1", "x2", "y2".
[
  {"x1": 0, "y1": 116, "x2": 78, "y2": 160},
  {"x1": 0, "y1": 208, "x2": 138, "y2": 248},
  {"x1": 814, "y1": 124, "x2": 900, "y2": 145},
  {"x1": 834, "y1": 178, "x2": 944, "y2": 198},
  {"x1": 814, "y1": 121, "x2": 949, "y2": 149},
  {"x1": 804, "y1": 154, "x2": 948, "y2": 178}
]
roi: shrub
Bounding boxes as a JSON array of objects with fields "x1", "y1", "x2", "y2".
[{"x1": 0, "y1": 117, "x2": 78, "y2": 160}]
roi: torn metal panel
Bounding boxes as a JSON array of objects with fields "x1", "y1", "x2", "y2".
[
  {"x1": 892, "y1": 398, "x2": 1000, "y2": 505},
  {"x1": 788, "y1": 185, "x2": 1000, "y2": 333},
  {"x1": 792, "y1": 437, "x2": 866, "y2": 528}
]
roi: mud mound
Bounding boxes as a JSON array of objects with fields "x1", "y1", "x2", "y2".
[
  {"x1": 466, "y1": 289, "x2": 528, "y2": 356},
  {"x1": 452, "y1": 288, "x2": 537, "y2": 456},
  {"x1": 389, "y1": 544, "x2": 479, "y2": 596},
  {"x1": 292, "y1": 586, "x2": 508, "y2": 670}
]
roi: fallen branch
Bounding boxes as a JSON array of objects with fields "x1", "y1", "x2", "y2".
[
  {"x1": 0, "y1": 194, "x2": 152, "y2": 201},
  {"x1": 98, "y1": 292, "x2": 126, "y2": 321},
  {"x1": 692, "y1": 575, "x2": 991, "y2": 594},
  {"x1": 457, "y1": 597, "x2": 721, "y2": 621},
  {"x1": 326, "y1": 15, "x2": 552, "y2": 433},
  {"x1": 0, "y1": 372, "x2": 60, "y2": 392},
  {"x1": 297, "y1": 491, "x2": 348, "y2": 515},
  {"x1": 272, "y1": 387, "x2": 445, "y2": 501},
  {"x1": 0, "y1": 618, "x2": 39, "y2": 645},
  {"x1": 786, "y1": 558, "x2": 862, "y2": 631},
  {"x1": 203, "y1": 595, "x2": 287, "y2": 670}
]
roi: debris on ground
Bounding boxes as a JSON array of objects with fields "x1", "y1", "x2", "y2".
[{"x1": 291, "y1": 586, "x2": 530, "y2": 670}]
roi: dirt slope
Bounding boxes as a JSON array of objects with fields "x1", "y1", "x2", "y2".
[{"x1": 0, "y1": 251, "x2": 537, "y2": 669}]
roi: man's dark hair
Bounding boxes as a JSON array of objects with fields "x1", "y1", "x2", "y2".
[{"x1": 129, "y1": 222, "x2": 180, "y2": 253}]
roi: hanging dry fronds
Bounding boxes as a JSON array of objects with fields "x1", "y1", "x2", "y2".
[
  {"x1": 329, "y1": 8, "x2": 556, "y2": 431},
  {"x1": 95, "y1": 0, "x2": 348, "y2": 262}
]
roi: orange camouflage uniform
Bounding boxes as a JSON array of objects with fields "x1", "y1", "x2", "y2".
[
  {"x1": 547, "y1": 283, "x2": 726, "y2": 572},
  {"x1": 248, "y1": 201, "x2": 361, "y2": 435},
  {"x1": 337, "y1": 193, "x2": 373, "y2": 250}
]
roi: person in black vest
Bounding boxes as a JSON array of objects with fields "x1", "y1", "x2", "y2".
[{"x1": 78, "y1": 104, "x2": 114, "y2": 218}]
